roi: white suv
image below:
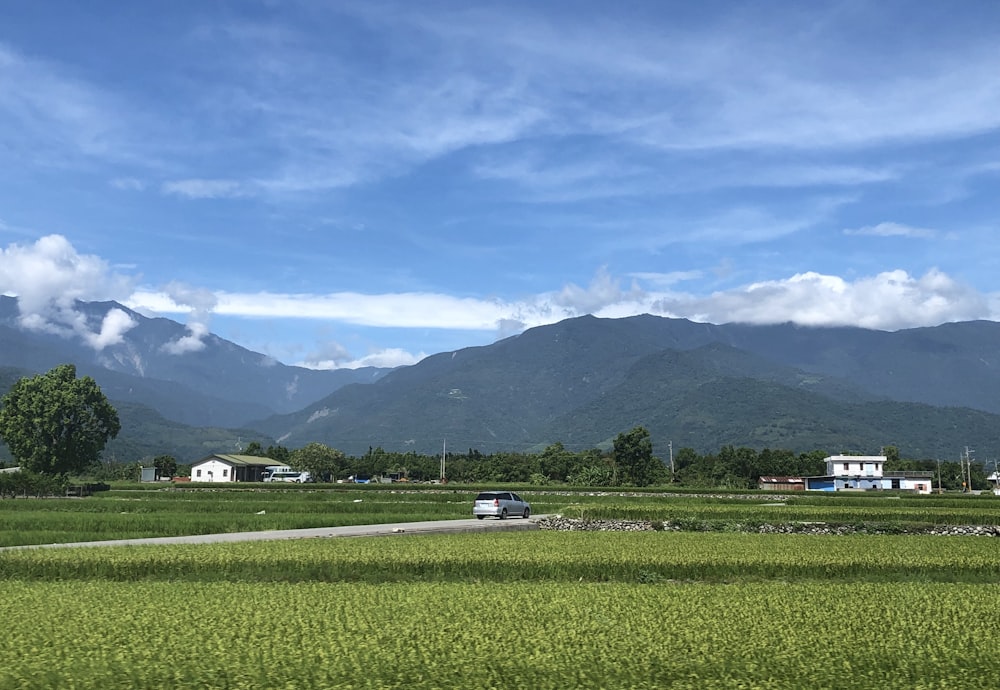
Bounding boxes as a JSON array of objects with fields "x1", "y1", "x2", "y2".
[{"x1": 473, "y1": 491, "x2": 530, "y2": 519}]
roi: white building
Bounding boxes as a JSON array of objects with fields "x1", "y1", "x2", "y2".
[
  {"x1": 190, "y1": 454, "x2": 275, "y2": 483},
  {"x1": 988, "y1": 472, "x2": 1000, "y2": 495},
  {"x1": 804, "y1": 454, "x2": 933, "y2": 494}
]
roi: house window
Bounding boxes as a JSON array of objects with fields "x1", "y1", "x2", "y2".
[
  {"x1": 222, "y1": 469, "x2": 228, "y2": 477},
  {"x1": 843, "y1": 463, "x2": 849, "y2": 471},
  {"x1": 196, "y1": 469, "x2": 202, "y2": 478}
]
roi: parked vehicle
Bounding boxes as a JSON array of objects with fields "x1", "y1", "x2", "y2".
[
  {"x1": 264, "y1": 471, "x2": 312, "y2": 483},
  {"x1": 472, "y1": 491, "x2": 530, "y2": 519}
]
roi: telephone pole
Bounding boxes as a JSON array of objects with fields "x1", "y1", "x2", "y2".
[
  {"x1": 964, "y1": 447, "x2": 975, "y2": 493},
  {"x1": 440, "y1": 438, "x2": 447, "y2": 483}
]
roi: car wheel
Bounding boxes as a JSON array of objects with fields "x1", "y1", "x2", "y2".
[
  {"x1": 476, "y1": 515, "x2": 484, "y2": 520},
  {"x1": 522, "y1": 507, "x2": 530, "y2": 519},
  {"x1": 500, "y1": 508, "x2": 507, "y2": 520}
]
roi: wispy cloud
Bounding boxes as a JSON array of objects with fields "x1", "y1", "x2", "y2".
[
  {"x1": 7, "y1": 5, "x2": 998, "y2": 198},
  {"x1": 129, "y1": 266, "x2": 999, "y2": 341},
  {"x1": 161, "y1": 179, "x2": 247, "y2": 199},
  {"x1": 159, "y1": 282, "x2": 218, "y2": 354},
  {"x1": 0, "y1": 43, "x2": 138, "y2": 166},
  {"x1": 844, "y1": 222, "x2": 937, "y2": 238},
  {"x1": 110, "y1": 177, "x2": 146, "y2": 191}
]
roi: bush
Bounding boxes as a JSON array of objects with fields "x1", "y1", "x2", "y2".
[{"x1": 0, "y1": 470, "x2": 69, "y2": 498}]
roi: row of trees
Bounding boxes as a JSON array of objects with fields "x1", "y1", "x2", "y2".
[
  {"x1": 0, "y1": 365, "x2": 993, "y2": 491},
  {"x1": 231, "y1": 427, "x2": 665, "y2": 486},
  {"x1": 233, "y1": 438, "x2": 989, "y2": 490}
]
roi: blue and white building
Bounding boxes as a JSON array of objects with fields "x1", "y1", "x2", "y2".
[{"x1": 804, "y1": 454, "x2": 933, "y2": 494}]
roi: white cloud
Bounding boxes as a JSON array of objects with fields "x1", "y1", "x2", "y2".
[
  {"x1": 299, "y1": 341, "x2": 354, "y2": 369},
  {"x1": 651, "y1": 269, "x2": 990, "y2": 331},
  {"x1": 129, "y1": 265, "x2": 999, "y2": 350},
  {"x1": 0, "y1": 234, "x2": 136, "y2": 349},
  {"x1": 553, "y1": 267, "x2": 644, "y2": 314},
  {"x1": 162, "y1": 321, "x2": 210, "y2": 355},
  {"x1": 299, "y1": 346, "x2": 424, "y2": 370},
  {"x1": 130, "y1": 289, "x2": 517, "y2": 330},
  {"x1": 161, "y1": 179, "x2": 247, "y2": 199},
  {"x1": 10, "y1": 237, "x2": 990, "y2": 368},
  {"x1": 160, "y1": 282, "x2": 218, "y2": 354},
  {"x1": 83, "y1": 308, "x2": 138, "y2": 350},
  {"x1": 629, "y1": 270, "x2": 703, "y2": 287},
  {"x1": 843, "y1": 222, "x2": 937, "y2": 238}
]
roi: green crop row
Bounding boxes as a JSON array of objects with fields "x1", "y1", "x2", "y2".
[
  {"x1": 2, "y1": 579, "x2": 998, "y2": 689},
  {"x1": 561, "y1": 500, "x2": 1000, "y2": 526},
  {"x1": 3, "y1": 487, "x2": 999, "y2": 547},
  {"x1": 0, "y1": 490, "x2": 475, "y2": 546},
  {"x1": 3, "y1": 531, "x2": 998, "y2": 584}
]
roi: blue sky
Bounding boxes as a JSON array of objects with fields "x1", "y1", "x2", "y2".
[{"x1": 1, "y1": 0, "x2": 999, "y2": 368}]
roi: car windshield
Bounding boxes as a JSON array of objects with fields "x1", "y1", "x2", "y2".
[{"x1": 475, "y1": 493, "x2": 500, "y2": 501}]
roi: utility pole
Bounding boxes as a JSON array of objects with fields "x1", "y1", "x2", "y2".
[
  {"x1": 440, "y1": 438, "x2": 447, "y2": 483},
  {"x1": 965, "y1": 447, "x2": 975, "y2": 493},
  {"x1": 669, "y1": 441, "x2": 674, "y2": 482}
]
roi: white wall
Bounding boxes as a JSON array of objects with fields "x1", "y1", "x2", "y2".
[
  {"x1": 899, "y1": 477, "x2": 933, "y2": 494},
  {"x1": 191, "y1": 459, "x2": 236, "y2": 483},
  {"x1": 825, "y1": 455, "x2": 886, "y2": 478}
]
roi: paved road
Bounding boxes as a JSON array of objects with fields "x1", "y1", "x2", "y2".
[{"x1": 0, "y1": 515, "x2": 543, "y2": 550}]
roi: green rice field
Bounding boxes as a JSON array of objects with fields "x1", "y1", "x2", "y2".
[
  {"x1": 2, "y1": 489, "x2": 999, "y2": 688},
  {"x1": 3, "y1": 487, "x2": 999, "y2": 547}
]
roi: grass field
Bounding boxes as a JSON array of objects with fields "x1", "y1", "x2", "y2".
[
  {"x1": 3, "y1": 486, "x2": 999, "y2": 547},
  {"x1": 0, "y1": 487, "x2": 474, "y2": 547},
  {"x1": 2, "y1": 488, "x2": 999, "y2": 688}
]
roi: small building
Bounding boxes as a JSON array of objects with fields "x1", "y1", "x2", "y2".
[
  {"x1": 190, "y1": 454, "x2": 277, "y2": 483},
  {"x1": 803, "y1": 455, "x2": 933, "y2": 494},
  {"x1": 987, "y1": 472, "x2": 1000, "y2": 495},
  {"x1": 758, "y1": 476, "x2": 805, "y2": 491}
]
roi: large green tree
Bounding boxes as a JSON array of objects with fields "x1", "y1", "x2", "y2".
[
  {"x1": 290, "y1": 442, "x2": 346, "y2": 482},
  {"x1": 0, "y1": 364, "x2": 121, "y2": 475},
  {"x1": 612, "y1": 426, "x2": 662, "y2": 487}
]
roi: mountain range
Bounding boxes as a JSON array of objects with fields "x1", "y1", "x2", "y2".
[{"x1": 3, "y1": 298, "x2": 1000, "y2": 462}]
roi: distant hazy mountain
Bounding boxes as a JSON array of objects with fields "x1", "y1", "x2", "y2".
[
  {"x1": 258, "y1": 315, "x2": 1000, "y2": 459},
  {"x1": 5, "y1": 300, "x2": 1000, "y2": 462},
  {"x1": 0, "y1": 296, "x2": 389, "y2": 428}
]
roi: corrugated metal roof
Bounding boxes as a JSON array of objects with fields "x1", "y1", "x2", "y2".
[{"x1": 193, "y1": 454, "x2": 275, "y2": 467}]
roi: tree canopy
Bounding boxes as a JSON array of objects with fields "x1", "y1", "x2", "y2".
[
  {"x1": 291, "y1": 442, "x2": 346, "y2": 482},
  {"x1": 0, "y1": 364, "x2": 120, "y2": 475},
  {"x1": 613, "y1": 426, "x2": 663, "y2": 487}
]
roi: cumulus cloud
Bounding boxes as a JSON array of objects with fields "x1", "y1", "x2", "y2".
[
  {"x1": 124, "y1": 265, "x2": 1000, "y2": 369},
  {"x1": 300, "y1": 341, "x2": 354, "y2": 369},
  {"x1": 84, "y1": 308, "x2": 138, "y2": 349},
  {"x1": 843, "y1": 222, "x2": 937, "y2": 238},
  {"x1": 651, "y1": 269, "x2": 989, "y2": 331},
  {"x1": 160, "y1": 282, "x2": 217, "y2": 354},
  {"x1": 300, "y1": 346, "x2": 423, "y2": 370},
  {"x1": 0, "y1": 234, "x2": 137, "y2": 349},
  {"x1": 553, "y1": 267, "x2": 645, "y2": 314}
]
